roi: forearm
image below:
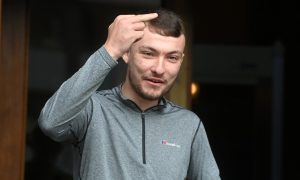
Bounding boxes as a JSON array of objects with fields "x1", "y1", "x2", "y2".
[{"x1": 38, "y1": 46, "x2": 117, "y2": 141}]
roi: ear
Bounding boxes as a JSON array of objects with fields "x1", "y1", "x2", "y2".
[
  {"x1": 180, "y1": 53, "x2": 185, "y2": 64},
  {"x1": 122, "y1": 51, "x2": 129, "y2": 64}
]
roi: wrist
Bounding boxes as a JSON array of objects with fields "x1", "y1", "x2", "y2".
[{"x1": 103, "y1": 43, "x2": 120, "y2": 61}]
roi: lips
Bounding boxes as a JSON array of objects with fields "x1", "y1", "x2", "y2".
[{"x1": 144, "y1": 77, "x2": 165, "y2": 85}]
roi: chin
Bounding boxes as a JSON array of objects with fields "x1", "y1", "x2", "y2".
[{"x1": 141, "y1": 89, "x2": 165, "y2": 100}]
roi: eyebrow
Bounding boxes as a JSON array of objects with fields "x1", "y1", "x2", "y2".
[
  {"x1": 138, "y1": 46, "x2": 157, "y2": 52},
  {"x1": 138, "y1": 46, "x2": 183, "y2": 55}
]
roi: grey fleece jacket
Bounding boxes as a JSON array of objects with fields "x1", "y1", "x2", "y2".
[{"x1": 38, "y1": 46, "x2": 221, "y2": 180}]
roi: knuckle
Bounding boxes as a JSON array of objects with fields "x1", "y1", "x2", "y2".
[{"x1": 115, "y1": 15, "x2": 122, "y2": 20}]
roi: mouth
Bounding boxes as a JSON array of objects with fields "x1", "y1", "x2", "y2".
[{"x1": 144, "y1": 77, "x2": 165, "y2": 86}]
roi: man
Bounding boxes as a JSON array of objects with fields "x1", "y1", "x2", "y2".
[{"x1": 38, "y1": 9, "x2": 221, "y2": 180}]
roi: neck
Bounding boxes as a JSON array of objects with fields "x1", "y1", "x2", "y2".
[{"x1": 121, "y1": 81, "x2": 159, "y2": 111}]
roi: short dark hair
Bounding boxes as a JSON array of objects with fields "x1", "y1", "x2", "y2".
[{"x1": 145, "y1": 8, "x2": 185, "y2": 37}]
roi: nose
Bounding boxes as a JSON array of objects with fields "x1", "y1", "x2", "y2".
[{"x1": 151, "y1": 57, "x2": 165, "y2": 75}]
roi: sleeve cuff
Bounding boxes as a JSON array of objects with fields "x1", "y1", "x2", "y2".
[{"x1": 97, "y1": 46, "x2": 118, "y2": 68}]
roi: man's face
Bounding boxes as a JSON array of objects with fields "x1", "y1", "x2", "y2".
[{"x1": 123, "y1": 26, "x2": 185, "y2": 101}]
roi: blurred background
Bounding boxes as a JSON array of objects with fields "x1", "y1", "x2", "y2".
[{"x1": 1, "y1": 0, "x2": 297, "y2": 179}]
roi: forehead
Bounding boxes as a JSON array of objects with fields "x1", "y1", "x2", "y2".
[{"x1": 132, "y1": 26, "x2": 186, "y2": 53}]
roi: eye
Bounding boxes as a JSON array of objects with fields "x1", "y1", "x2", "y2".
[
  {"x1": 141, "y1": 51, "x2": 155, "y2": 58},
  {"x1": 167, "y1": 55, "x2": 180, "y2": 63}
]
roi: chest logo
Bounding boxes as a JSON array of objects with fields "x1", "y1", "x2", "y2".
[{"x1": 161, "y1": 140, "x2": 181, "y2": 148}]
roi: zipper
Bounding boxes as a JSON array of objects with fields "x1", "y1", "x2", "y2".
[
  {"x1": 141, "y1": 113, "x2": 146, "y2": 164},
  {"x1": 123, "y1": 98, "x2": 164, "y2": 165}
]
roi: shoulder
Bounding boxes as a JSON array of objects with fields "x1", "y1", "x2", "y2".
[
  {"x1": 91, "y1": 88, "x2": 119, "y2": 105},
  {"x1": 165, "y1": 99, "x2": 201, "y2": 125},
  {"x1": 165, "y1": 100, "x2": 199, "y2": 117},
  {"x1": 95, "y1": 88, "x2": 114, "y2": 97}
]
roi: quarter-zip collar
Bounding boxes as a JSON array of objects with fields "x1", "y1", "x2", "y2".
[
  {"x1": 112, "y1": 85, "x2": 167, "y2": 113},
  {"x1": 113, "y1": 85, "x2": 167, "y2": 164}
]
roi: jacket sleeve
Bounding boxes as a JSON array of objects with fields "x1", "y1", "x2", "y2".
[
  {"x1": 187, "y1": 121, "x2": 221, "y2": 180},
  {"x1": 38, "y1": 46, "x2": 118, "y2": 142}
]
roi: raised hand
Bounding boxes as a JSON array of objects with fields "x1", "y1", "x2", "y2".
[{"x1": 104, "y1": 13, "x2": 158, "y2": 60}]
